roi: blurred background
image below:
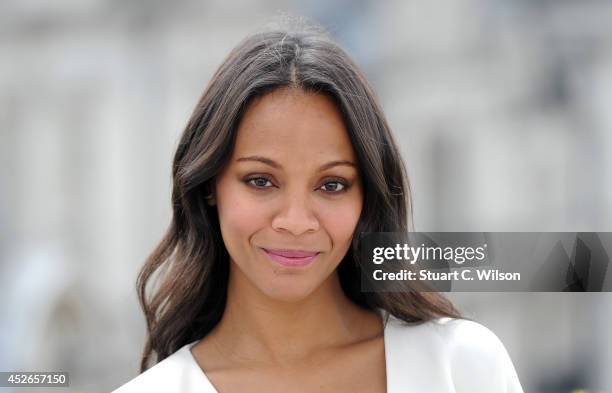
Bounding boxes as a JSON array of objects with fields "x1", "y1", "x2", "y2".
[{"x1": 1, "y1": 0, "x2": 611, "y2": 392}]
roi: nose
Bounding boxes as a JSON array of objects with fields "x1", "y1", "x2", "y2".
[{"x1": 271, "y1": 191, "x2": 320, "y2": 236}]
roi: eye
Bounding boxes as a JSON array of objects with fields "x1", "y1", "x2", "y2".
[
  {"x1": 319, "y1": 180, "x2": 349, "y2": 193},
  {"x1": 245, "y1": 176, "x2": 274, "y2": 189}
]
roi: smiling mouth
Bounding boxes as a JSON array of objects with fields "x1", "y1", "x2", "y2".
[{"x1": 261, "y1": 248, "x2": 320, "y2": 267}]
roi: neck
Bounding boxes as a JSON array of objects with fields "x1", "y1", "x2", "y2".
[{"x1": 211, "y1": 265, "x2": 383, "y2": 366}]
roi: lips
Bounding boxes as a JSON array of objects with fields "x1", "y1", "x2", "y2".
[{"x1": 262, "y1": 248, "x2": 320, "y2": 267}]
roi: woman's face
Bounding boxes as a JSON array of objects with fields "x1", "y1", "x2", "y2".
[{"x1": 214, "y1": 88, "x2": 363, "y2": 302}]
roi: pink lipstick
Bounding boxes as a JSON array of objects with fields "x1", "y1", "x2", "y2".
[{"x1": 262, "y1": 248, "x2": 320, "y2": 267}]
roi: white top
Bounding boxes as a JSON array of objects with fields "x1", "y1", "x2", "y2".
[{"x1": 113, "y1": 314, "x2": 524, "y2": 393}]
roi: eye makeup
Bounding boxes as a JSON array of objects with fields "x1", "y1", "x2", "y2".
[
  {"x1": 242, "y1": 174, "x2": 276, "y2": 189},
  {"x1": 240, "y1": 173, "x2": 354, "y2": 194},
  {"x1": 317, "y1": 177, "x2": 352, "y2": 194}
]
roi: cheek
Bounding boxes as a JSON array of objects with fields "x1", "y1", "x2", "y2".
[
  {"x1": 216, "y1": 181, "x2": 268, "y2": 246},
  {"x1": 318, "y1": 198, "x2": 362, "y2": 249}
]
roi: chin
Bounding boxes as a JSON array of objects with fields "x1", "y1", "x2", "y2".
[{"x1": 259, "y1": 279, "x2": 321, "y2": 303}]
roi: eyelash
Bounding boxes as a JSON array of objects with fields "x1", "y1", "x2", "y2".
[{"x1": 243, "y1": 175, "x2": 351, "y2": 194}]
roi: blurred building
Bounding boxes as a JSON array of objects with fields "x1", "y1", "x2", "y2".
[{"x1": 1, "y1": 1, "x2": 611, "y2": 392}]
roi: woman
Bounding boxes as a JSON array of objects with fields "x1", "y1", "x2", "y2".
[{"x1": 114, "y1": 26, "x2": 524, "y2": 393}]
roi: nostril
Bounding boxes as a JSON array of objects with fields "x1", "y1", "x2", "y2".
[{"x1": 271, "y1": 212, "x2": 320, "y2": 236}]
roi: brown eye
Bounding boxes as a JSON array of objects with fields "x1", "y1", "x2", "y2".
[
  {"x1": 245, "y1": 176, "x2": 273, "y2": 189},
  {"x1": 319, "y1": 180, "x2": 347, "y2": 193}
]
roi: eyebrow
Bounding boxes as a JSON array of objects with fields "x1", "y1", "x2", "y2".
[{"x1": 236, "y1": 156, "x2": 357, "y2": 171}]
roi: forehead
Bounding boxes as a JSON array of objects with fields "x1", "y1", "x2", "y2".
[{"x1": 232, "y1": 88, "x2": 356, "y2": 163}]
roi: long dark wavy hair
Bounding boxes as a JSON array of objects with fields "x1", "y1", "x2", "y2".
[{"x1": 137, "y1": 25, "x2": 460, "y2": 372}]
